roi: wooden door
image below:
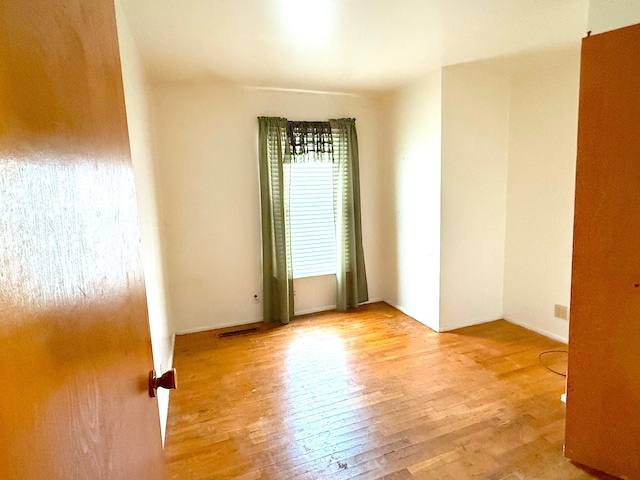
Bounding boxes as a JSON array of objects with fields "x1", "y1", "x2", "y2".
[
  {"x1": 0, "y1": 1, "x2": 164, "y2": 479},
  {"x1": 566, "y1": 23, "x2": 640, "y2": 479}
]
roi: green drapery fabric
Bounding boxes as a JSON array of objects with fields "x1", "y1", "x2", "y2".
[
  {"x1": 258, "y1": 117, "x2": 294, "y2": 324},
  {"x1": 258, "y1": 116, "x2": 368, "y2": 324},
  {"x1": 329, "y1": 118, "x2": 369, "y2": 309}
]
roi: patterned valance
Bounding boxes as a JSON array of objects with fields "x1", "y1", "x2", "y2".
[{"x1": 286, "y1": 121, "x2": 333, "y2": 163}]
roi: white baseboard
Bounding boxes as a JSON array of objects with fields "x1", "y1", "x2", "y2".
[
  {"x1": 177, "y1": 299, "x2": 386, "y2": 334},
  {"x1": 503, "y1": 316, "x2": 568, "y2": 344},
  {"x1": 176, "y1": 318, "x2": 262, "y2": 335},
  {"x1": 294, "y1": 304, "x2": 336, "y2": 316},
  {"x1": 380, "y1": 303, "x2": 565, "y2": 344},
  {"x1": 364, "y1": 297, "x2": 383, "y2": 305},
  {"x1": 159, "y1": 332, "x2": 176, "y2": 447},
  {"x1": 294, "y1": 297, "x2": 384, "y2": 317},
  {"x1": 167, "y1": 332, "x2": 175, "y2": 368},
  {"x1": 439, "y1": 315, "x2": 505, "y2": 332},
  {"x1": 384, "y1": 301, "x2": 439, "y2": 332}
]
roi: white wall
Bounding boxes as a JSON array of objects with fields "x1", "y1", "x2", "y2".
[
  {"x1": 151, "y1": 82, "x2": 383, "y2": 333},
  {"x1": 146, "y1": 54, "x2": 582, "y2": 345},
  {"x1": 503, "y1": 47, "x2": 581, "y2": 343},
  {"x1": 440, "y1": 63, "x2": 510, "y2": 331},
  {"x1": 588, "y1": 0, "x2": 640, "y2": 34},
  {"x1": 379, "y1": 64, "x2": 510, "y2": 333},
  {"x1": 114, "y1": 0, "x2": 174, "y2": 442},
  {"x1": 378, "y1": 72, "x2": 442, "y2": 331},
  {"x1": 135, "y1": 29, "x2": 591, "y2": 349},
  {"x1": 499, "y1": 0, "x2": 640, "y2": 343}
]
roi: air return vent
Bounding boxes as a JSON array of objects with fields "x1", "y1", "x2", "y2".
[{"x1": 218, "y1": 327, "x2": 259, "y2": 338}]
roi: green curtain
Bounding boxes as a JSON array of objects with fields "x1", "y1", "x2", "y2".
[
  {"x1": 330, "y1": 118, "x2": 369, "y2": 309},
  {"x1": 258, "y1": 117, "x2": 294, "y2": 324},
  {"x1": 258, "y1": 116, "x2": 368, "y2": 323}
]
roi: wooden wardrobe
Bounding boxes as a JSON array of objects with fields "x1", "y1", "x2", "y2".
[{"x1": 566, "y1": 22, "x2": 640, "y2": 479}]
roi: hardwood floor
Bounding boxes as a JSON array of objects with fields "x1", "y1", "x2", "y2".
[{"x1": 163, "y1": 303, "x2": 611, "y2": 479}]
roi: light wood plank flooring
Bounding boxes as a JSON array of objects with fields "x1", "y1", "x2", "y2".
[{"x1": 164, "y1": 302, "x2": 613, "y2": 479}]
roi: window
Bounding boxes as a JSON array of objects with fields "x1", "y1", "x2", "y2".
[
  {"x1": 258, "y1": 116, "x2": 368, "y2": 324},
  {"x1": 286, "y1": 162, "x2": 336, "y2": 278}
]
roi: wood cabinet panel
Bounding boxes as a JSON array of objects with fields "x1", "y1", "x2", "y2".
[{"x1": 566, "y1": 23, "x2": 640, "y2": 479}]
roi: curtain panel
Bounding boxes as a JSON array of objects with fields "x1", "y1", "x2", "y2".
[
  {"x1": 330, "y1": 118, "x2": 369, "y2": 309},
  {"x1": 258, "y1": 117, "x2": 294, "y2": 324},
  {"x1": 258, "y1": 117, "x2": 368, "y2": 325}
]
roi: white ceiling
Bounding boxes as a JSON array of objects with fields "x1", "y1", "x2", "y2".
[{"x1": 120, "y1": 0, "x2": 589, "y2": 94}]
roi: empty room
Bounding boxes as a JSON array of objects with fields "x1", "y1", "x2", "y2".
[{"x1": 1, "y1": 0, "x2": 639, "y2": 479}]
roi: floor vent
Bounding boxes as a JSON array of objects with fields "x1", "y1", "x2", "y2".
[{"x1": 219, "y1": 327, "x2": 259, "y2": 338}]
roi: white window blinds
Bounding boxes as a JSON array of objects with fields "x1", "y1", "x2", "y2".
[{"x1": 286, "y1": 162, "x2": 336, "y2": 278}]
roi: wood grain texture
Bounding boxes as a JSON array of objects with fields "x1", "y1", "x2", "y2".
[
  {"x1": 165, "y1": 303, "x2": 608, "y2": 479},
  {"x1": 566, "y1": 22, "x2": 640, "y2": 480},
  {"x1": 0, "y1": 1, "x2": 163, "y2": 478}
]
